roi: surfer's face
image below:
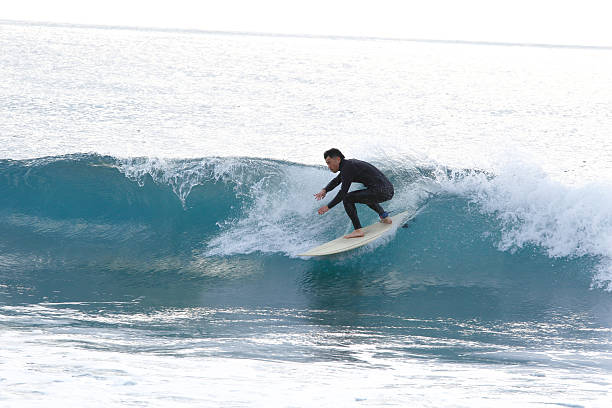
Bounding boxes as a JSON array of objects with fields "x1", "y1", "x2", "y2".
[{"x1": 325, "y1": 156, "x2": 341, "y2": 173}]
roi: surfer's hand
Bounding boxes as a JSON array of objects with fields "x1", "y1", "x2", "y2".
[
  {"x1": 314, "y1": 189, "x2": 326, "y2": 200},
  {"x1": 318, "y1": 205, "x2": 329, "y2": 215}
]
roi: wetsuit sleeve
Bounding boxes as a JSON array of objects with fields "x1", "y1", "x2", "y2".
[
  {"x1": 327, "y1": 171, "x2": 354, "y2": 209},
  {"x1": 324, "y1": 174, "x2": 341, "y2": 193}
]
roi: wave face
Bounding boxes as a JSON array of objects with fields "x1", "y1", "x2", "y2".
[{"x1": 1, "y1": 153, "x2": 611, "y2": 308}]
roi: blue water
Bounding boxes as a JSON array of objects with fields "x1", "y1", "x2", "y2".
[
  {"x1": 2, "y1": 21, "x2": 612, "y2": 407},
  {"x1": 2, "y1": 154, "x2": 611, "y2": 351}
]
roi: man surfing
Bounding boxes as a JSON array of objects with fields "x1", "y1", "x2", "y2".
[{"x1": 314, "y1": 148, "x2": 394, "y2": 238}]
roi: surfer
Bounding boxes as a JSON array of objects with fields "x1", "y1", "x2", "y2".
[{"x1": 314, "y1": 148, "x2": 394, "y2": 238}]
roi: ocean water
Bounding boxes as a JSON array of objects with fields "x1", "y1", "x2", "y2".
[{"x1": 1, "y1": 21, "x2": 612, "y2": 407}]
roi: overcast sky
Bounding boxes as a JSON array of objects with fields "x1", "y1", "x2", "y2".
[{"x1": 3, "y1": 0, "x2": 612, "y2": 46}]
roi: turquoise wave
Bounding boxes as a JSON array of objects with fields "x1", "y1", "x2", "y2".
[{"x1": 0, "y1": 153, "x2": 609, "y2": 309}]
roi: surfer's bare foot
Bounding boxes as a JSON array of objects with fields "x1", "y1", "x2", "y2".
[
  {"x1": 379, "y1": 211, "x2": 392, "y2": 224},
  {"x1": 380, "y1": 215, "x2": 393, "y2": 224},
  {"x1": 344, "y1": 229, "x2": 365, "y2": 239}
]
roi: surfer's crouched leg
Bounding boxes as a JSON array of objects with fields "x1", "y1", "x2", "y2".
[
  {"x1": 342, "y1": 196, "x2": 362, "y2": 230},
  {"x1": 343, "y1": 186, "x2": 394, "y2": 228}
]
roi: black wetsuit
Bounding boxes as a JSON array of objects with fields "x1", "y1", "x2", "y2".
[{"x1": 324, "y1": 158, "x2": 394, "y2": 230}]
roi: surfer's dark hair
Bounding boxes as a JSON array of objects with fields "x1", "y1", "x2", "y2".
[{"x1": 324, "y1": 148, "x2": 345, "y2": 160}]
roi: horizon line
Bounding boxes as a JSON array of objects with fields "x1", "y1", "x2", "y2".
[{"x1": 2, "y1": 18, "x2": 612, "y2": 51}]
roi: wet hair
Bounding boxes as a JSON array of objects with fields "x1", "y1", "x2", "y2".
[{"x1": 324, "y1": 148, "x2": 345, "y2": 160}]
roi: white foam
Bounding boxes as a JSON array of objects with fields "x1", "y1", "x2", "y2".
[
  {"x1": 439, "y1": 157, "x2": 612, "y2": 289},
  {"x1": 205, "y1": 164, "x2": 337, "y2": 257},
  {"x1": 117, "y1": 157, "x2": 213, "y2": 205},
  {"x1": 116, "y1": 156, "x2": 296, "y2": 206}
]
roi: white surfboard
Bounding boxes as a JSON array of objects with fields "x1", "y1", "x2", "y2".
[{"x1": 298, "y1": 210, "x2": 415, "y2": 256}]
